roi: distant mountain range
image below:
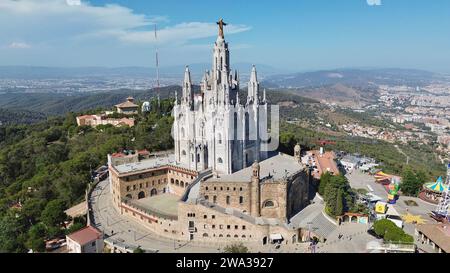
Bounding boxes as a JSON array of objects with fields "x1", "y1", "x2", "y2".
[
  {"x1": 0, "y1": 85, "x2": 316, "y2": 118},
  {"x1": 0, "y1": 63, "x2": 288, "y2": 80},
  {"x1": 0, "y1": 86, "x2": 178, "y2": 116},
  {"x1": 262, "y1": 68, "x2": 442, "y2": 88},
  {"x1": 1, "y1": 66, "x2": 446, "y2": 112}
]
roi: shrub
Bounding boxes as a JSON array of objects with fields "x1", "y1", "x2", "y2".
[
  {"x1": 372, "y1": 219, "x2": 413, "y2": 244},
  {"x1": 223, "y1": 243, "x2": 249, "y2": 253}
]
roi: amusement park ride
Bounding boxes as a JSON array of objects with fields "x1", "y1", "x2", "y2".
[{"x1": 431, "y1": 163, "x2": 450, "y2": 222}]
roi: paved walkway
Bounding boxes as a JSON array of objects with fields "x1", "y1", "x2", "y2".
[
  {"x1": 314, "y1": 223, "x2": 378, "y2": 253},
  {"x1": 289, "y1": 196, "x2": 337, "y2": 239}
]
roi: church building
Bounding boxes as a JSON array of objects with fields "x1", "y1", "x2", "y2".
[{"x1": 108, "y1": 19, "x2": 313, "y2": 246}]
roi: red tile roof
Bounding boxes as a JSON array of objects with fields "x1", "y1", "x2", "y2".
[
  {"x1": 115, "y1": 100, "x2": 138, "y2": 109},
  {"x1": 138, "y1": 149, "x2": 150, "y2": 155},
  {"x1": 111, "y1": 152, "x2": 125, "y2": 158},
  {"x1": 67, "y1": 226, "x2": 102, "y2": 246},
  {"x1": 77, "y1": 115, "x2": 95, "y2": 119},
  {"x1": 416, "y1": 223, "x2": 450, "y2": 253},
  {"x1": 309, "y1": 150, "x2": 340, "y2": 179}
]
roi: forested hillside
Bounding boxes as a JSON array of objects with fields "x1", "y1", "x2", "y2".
[
  {"x1": 0, "y1": 86, "x2": 180, "y2": 116},
  {"x1": 0, "y1": 86, "x2": 315, "y2": 117},
  {"x1": 0, "y1": 98, "x2": 174, "y2": 252},
  {"x1": 0, "y1": 109, "x2": 47, "y2": 125},
  {"x1": 0, "y1": 87, "x2": 444, "y2": 252},
  {"x1": 278, "y1": 123, "x2": 445, "y2": 178}
]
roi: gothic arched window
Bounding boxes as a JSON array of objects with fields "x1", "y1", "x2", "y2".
[
  {"x1": 263, "y1": 200, "x2": 275, "y2": 208},
  {"x1": 218, "y1": 133, "x2": 222, "y2": 144},
  {"x1": 217, "y1": 157, "x2": 223, "y2": 164},
  {"x1": 245, "y1": 112, "x2": 250, "y2": 142},
  {"x1": 234, "y1": 112, "x2": 238, "y2": 140}
]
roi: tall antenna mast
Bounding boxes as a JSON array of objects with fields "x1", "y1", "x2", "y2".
[{"x1": 154, "y1": 24, "x2": 160, "y2": 108}]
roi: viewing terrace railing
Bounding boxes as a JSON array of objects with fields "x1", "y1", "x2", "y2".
[
  {"x1": 367, "y1": 242, "x2": 416, "y2": 253},
  {"x1": 122, "y1": 197, "x2": 178, "y2": 221},
  {"x1": 104, "y1": 237, "x2": 159, "y2": 253}
]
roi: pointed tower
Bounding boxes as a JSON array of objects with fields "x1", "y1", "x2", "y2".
[
  {"x1": 182, "y1": 66, "x2": 193, "y2": 107},
  {"x1": 250, "y1": 161, "x2": 261, "y2": 217},
  {"x1": 247, "y1": 65, "x2": 260, "y2": 104},
  {"x1": 212, "y1": 19, "x2": 230, "y2": 92}
]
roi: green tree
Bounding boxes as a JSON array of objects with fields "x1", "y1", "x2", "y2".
[
  {"x1": 21, "y1": 198, "x2": 46, "y2": 224},
  {"x1": 372, "y1": 219, "x2": 413, "y2": 244},
  {"x1": 401, "y1": 167, "x2": 424, "y2": 196},
  {"x1": 223, "y1": 243, "x2": 249, "y2": 253},
  {"x1": 0, "y1": 212, "x2": 28, "y2": 253},
  {"x1": 133, "y1": 247, "x2": 145, "y2": 253},
  {"x1": 41, "y1": 200, "x2": 67, "y2": 228},
  {"x1": 335, "y1": 189, "x2": 344, "y2": 216},
  {"x1": 323, "y1": 175, "x2": 354, "y2": 217},
  {"x1": 373, "y1": 219, "x2": 396, "y2": 237},
  {"x1": 279, "y1": 132, "x2": 297, "y2": 155},
  {"x1": 324, "y1": 181, "x2": 338, "y2": 215},
  {"x1": 26, "y1": 223, "x2": 47, "y2": 252},
  {"x1": 65, "y1": 222, "x2": 85, "y2": 235},
  {"x1": 318, "y1": 172, "x2": 332, "y2": 196}
]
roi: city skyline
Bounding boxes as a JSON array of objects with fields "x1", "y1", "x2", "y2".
[{"x1": 1, "y1": 0, "x2": 450, "y2": 73}]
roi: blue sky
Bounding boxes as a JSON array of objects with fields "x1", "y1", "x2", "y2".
[{"x1": 1, "y1": 0, "x2": 450, "y2": 73}]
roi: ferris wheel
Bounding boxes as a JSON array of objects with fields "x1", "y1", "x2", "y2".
[{"x1": 435, "y1": 163, "x2": 450, "y2": 220}]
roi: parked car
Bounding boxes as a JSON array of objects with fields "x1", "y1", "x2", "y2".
[
  {"x1": 97, "y1": 171, "x2": 109, "y2": 181},
  {"x1": 95, "y1": 165, "x2": 108, "y2": 173}
]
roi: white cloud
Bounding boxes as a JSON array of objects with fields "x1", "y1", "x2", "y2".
[
  {"x1": 0, "y1": 0, "x2": 251, "y2": 66},
  {"x1": 367, "y1": 0, "x2": 382, "y2": 6},
  {"x1": 8, "y1": 42, "x2": 31, "y2": 49},
  {"x1": 66, "y1": 0, "x2": 81, "y2": 6},
  {"x1": 116, "y1": 22, "x2": 251, "y2": 45},
  {"x1": 0, "y1": 0, "x2": 250, "y2": 46}
]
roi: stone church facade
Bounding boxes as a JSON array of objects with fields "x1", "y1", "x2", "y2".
[{"x1": 172, "y1": 24, "x2": 269, "y2": 174}]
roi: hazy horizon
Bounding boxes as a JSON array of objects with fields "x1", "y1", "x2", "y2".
[{"x1": 2, "y1": 0, "x2": 450, "y2": 73}]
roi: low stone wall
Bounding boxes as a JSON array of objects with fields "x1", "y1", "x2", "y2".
[{"x1": 104, "y1": 237, "x2": 158, "y2": 253}]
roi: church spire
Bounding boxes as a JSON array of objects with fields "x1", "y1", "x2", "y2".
[
  {"x1": 248, "y1": 65, "x2": 260, "y2": 104},
  {"x1": 183, "y1": 65, "x2": 193, "y2": 105},
  {"x1": 250, "y1": 65, "x2": 258, "y2": 83},
  {"x1": 184, "y1": 65, "x2": 192, "y2": 84}
]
